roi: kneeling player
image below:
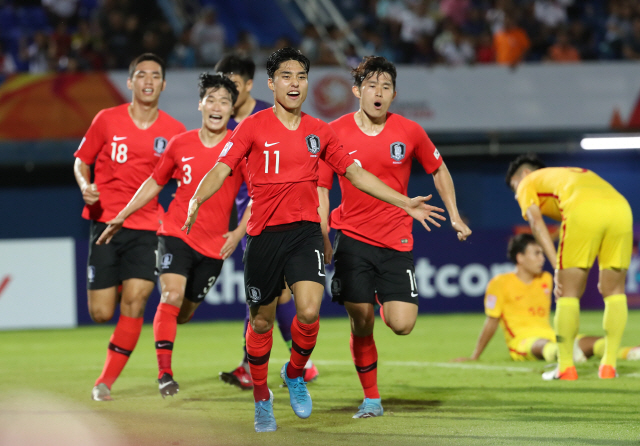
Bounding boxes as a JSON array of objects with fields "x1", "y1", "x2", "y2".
[
  {"x1": 97, "y1": 73, "x2": 248, "y2": 397},
  {"x1": 454, "y1": 234, "x2": 640, "y2": 365}
]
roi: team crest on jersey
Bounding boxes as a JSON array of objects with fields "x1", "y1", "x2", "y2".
[
  {"x1": 154, "y1": 137, "x2": 168, "y2": 156},
  {"x1": 306, "y1": 134, "x2": 321, "y2": 155},
  {"x1": 161, "y1": 253, "x2": 173, "y2": 269},
  {"x1": 390, "y1": 142, "x2": 406, "y2": 161},
  {"x1": 248, "y1": 286, "x2": 262, "y2": 302}
]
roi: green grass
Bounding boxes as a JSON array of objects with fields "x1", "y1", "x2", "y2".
[{"x1": 2, "y1": 311, "x2": 640, "y2": 445}]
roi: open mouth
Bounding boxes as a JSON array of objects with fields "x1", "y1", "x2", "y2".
[
  {"x1": 374, "y1": 101, "x2": 382, "y2": 109},
  {"x1": 209, "y1": 114, "x2": 223, "y2": 122},
  {"x1": 287, "y1": 91, "x2": 300, "y2": 98}
]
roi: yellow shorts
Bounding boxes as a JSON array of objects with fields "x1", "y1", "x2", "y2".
[
  {"x1": 508, "y1": 334, "x2": 555, "y2": 361},
  {"x1": 558, "y1": 196, "x2": 633, "y2": 270}
]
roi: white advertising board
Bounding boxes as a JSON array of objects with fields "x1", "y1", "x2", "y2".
[
  {"x1": 0, "y1": 238, "x2": 77, "y2": 330},
  {"x1": 110, "y1": 62, "x2": 640, "y2": 132}
]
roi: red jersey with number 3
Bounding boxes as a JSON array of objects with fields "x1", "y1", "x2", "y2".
[
  {"x1": 318, "y1": 112, "x2": 443, "y2": 251},
  {"x1": 152, "y1": 129, "x2": 247, "y2": 259},
  {"x1": 218, "y1": 109, "x2": 354, "y2": 236},
  {"x1": 74, "y1": 104, "x2": 186, "y2": 230}
]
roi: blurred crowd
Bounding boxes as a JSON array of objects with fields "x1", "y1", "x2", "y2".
[{"x1": 2, "y1": 0, "x2": 640, "y2": 77}]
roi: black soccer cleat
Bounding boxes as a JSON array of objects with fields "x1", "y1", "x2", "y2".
[{"x1": 158, "y1": 373, "x2": 179, "y2": 398}]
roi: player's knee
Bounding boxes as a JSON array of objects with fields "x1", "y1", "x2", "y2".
[
  {"x1": 161, "y1": 289, "x2": 183, "y2": 307},
  {"x1": 296, "y1": 308, "x2": 319, "y2": 325},
  {"x1": 389, "y1": 321, "x2": 415, "y2": 336},
  {"x1": 89, "y1": 307, "x2": 113, "y2": 324},
  {"x1": 251, "y1": 318, "x2": 274, "y2": 334}
]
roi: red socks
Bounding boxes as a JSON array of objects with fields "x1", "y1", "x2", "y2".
[
  {"x1": 153, "y1": 303, "x2": 180, "y2": 379},
  {"x1": 350, "y1": 333, "x2": 380, "y2": 399},
  {"x1": 95, "y1": 315, "x2": 143, "y2": 388},
  {"x1": 246, "y1": 325, "x2": 273, "y2": 402},
  {"x1": 287, "y1": 316, "x2": 319, "y2": 378}
]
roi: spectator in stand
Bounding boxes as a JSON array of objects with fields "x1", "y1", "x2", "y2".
[
  {"x1": 601, "y1": 0, "x2": 634, "y2": 60},
  {"x1": 397, "y1": 0, "x2": 438, "y2": 63},
  {"x1": 50, "y1": 21, "x2": 73, "y2": 71},
  {"x1": 622, "y1": 17, "x2": 640, "y2": 60},
  {"x1": 475, "y1": 30, "x2": 496, "y2": 63},
  {"x1": 234, "y1": 30, "x2": 261, "y2": 60},
  {"x1": 168, "y1": 27, "x2": 196, "y2": 68},
  {"x1": 42, "y1": 0, "x2": 79, "y2": 26},
  {"x1": 486, "y1": 0, "x2": 512, "y2": 34},
  {"x1": 434, "y1": 22, "x2": 475, "y2": 66},
  {"x1": 546, "y1": 28, "x2": 580, "y2": 62},
  {"x1": 440, "y1": 0, "x2": 470, "y2": 28},
  {"x1": 190, "y1": 7, "x2": 225, "y2": 65},
  {"x1": 0, "y1": 41, "x2": 17, "y2": 76},
  {"x1": 493, "y1": 15, "x2": 530, "y2": 67},
  {"x1": 462, "y1": 7, "x2": 488, "y2": 37},
  {"x1": 23, "y1": 31, "x2": 51, "y2": 73},
  {"x1": 104, "y1": 10, "x2": 131, "y2": 68},
  {"x1": 534, "y1": 0, "x2": 568, "y2": 30},
  {"x1": 300, "y1": 24, "x2": 320, "y2": 63}
]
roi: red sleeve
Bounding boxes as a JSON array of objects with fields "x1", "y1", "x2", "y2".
[
  {"x1": 412, "y1": 124, "x2": 443, "y2": 174},
  {"x1": 319, "y1": 125, "x2": 353, "y2": 176},
  {"x1": 74, "y1": 109, "x2": 107, "y2": 165},
  {"x1": 218, "y1": 119, "x2": 252, "y2": 171},
  {"x1": 317, "y1": 160, "x2": 334, "y2": 189},
  {"x1": 151, "y1": 136, "x2": 178, "y2": 186}
]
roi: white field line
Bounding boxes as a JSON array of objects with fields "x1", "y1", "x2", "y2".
[{"x1": 273, "y1": 358, "x2": 534, "y2": 373}]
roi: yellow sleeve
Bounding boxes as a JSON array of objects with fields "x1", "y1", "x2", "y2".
[
  {"x1": 515, "y1": 175, "x2": 539, "y2": 221},
  {"x1": 484, "y1": 276, "x2": 505, "y2": 318}
]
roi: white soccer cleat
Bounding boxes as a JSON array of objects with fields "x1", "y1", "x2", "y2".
[{"x1": 91, "y1": 383, "x2": 113, "y2": 401}]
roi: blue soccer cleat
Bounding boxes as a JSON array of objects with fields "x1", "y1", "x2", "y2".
[
  {"x1": 254, "y1": 389, "x2": 277, "y2": 432},
  {"x1": 280, "y1": 362, "x2": 312, "y2": 418},
  {"x1": 353, "y1": 398, "x2": 384, "y2": 418}
]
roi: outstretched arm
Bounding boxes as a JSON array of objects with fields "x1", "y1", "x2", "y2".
[
  {"x1": 453, "y1": 316, "x2": 499, "y2": 361},
  {"x1": 317, "y1": 186, "x2": 332, "y2": 264},
  {"x1": 343, "y1": 162, "x2": 446, "y2": 231},
  {"x1": 182, "y1": 162, "x2": 232, "y2": 234},
  {"x1": 432, "y1": 162, "x2": 471, "y2": 241},
  {"x1": 526, "y1": 204, "x2": 556, "y2": 269},
  {"x1": 73, "y1": 158, "x2": 100, "y2": 205},
  {"x1": 96, "y1": 176, "x2": 163, "y2": 244}
]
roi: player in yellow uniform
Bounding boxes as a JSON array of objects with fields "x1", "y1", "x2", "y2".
[
  {"x1": 454, "y1": 234, "x2": 639, "y2": 364},
  {"x1": 505, "y1": 154, "x2": 633, "y2": 380}
]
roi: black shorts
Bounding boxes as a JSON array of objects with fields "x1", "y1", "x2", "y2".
[
  {"x1": 87, "y1": 221, "x2": 158, "y2": 290},
  {"x1": 243, "y1": 221, "x2": 326, "y2": 307},
  {"x1": 157, "y1": 236, "x2": 224, "y2": 303},
  {"x1": 331, "y1": 231, "x2": 418, "y2": 306}
]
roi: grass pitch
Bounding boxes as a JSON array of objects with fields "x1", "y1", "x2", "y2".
[{"x1": 1, "y1": 311, "x2": 640, "y2": 445}]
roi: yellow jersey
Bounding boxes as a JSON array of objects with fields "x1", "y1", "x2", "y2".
[
  {"x1": 515, "y1": 167, "x2": 624, "y2": 222},
  {"x1": 484, "y1": 271, "x2": 555, "y2": 345}
]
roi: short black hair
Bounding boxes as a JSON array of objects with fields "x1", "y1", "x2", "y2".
[
  {"x1": 505, "y1": 153, "x2": 546, "y2": 188},
  {"x1": 198, "y1": 72, "x2": 239, "y2": 105},
  {"x1": 352, "y1": 56, "x2": 397, "y2": 90},
  {"x1": 214, "y1": 54, "x2": 256, "y2": 81},
  {"x1": 507, "y1": 233, "x2": 537, "y2": 263},
  {"x1": 266, "y1": 47, "x2": 310, "y2": 79},
  {"x1": 128, "y1": 53, "x2": 166, "y2": 80}
]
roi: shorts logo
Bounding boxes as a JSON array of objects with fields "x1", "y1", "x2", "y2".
[
  {"x1": 306, "y1": 134, "x2": 320, "y2": 155},
  {"x1": 154, "y1": 137, "x2": 168, "y2": 156},
  {"x1": 330, "y1": 278, "x2": 341, "y2": 296},
  {"x1": 248, "y1": 286, "x2": 261, "y2": 302},
  {"x1": 87, "y1": 266, "x2": 95, "y2": 283},
  {"x1": 161, "y1": 253, "x2": 173, "y2": 269},
  {"x1": 390, "y1": 142, "x2": 406, "y2": 161},
  {"x1": 220, "y1": 141, "x2": 233, "y2": 157}
]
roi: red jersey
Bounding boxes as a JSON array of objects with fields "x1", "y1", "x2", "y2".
[
  {"x1": 318, "y1": 112, "x2": 443, "y2": 251},
  {"x1": 218, "y1": 109, "x2": 354, "y2": 236},
  {"x1": 74, "y1": 104, "x2": 186, "y2": 231},
  {"x1": 152, "y1": 129, "x2": 247, "y2": 259}
]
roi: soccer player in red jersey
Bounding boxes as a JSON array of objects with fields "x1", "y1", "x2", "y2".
[
  {"x1": 182, "y1": 48, "x2": 445, "y2": 433},
  {"x1": 73, "y1": 53, "x2": 186, "y2": 402},
  {"x1": 96, "y1": 73, "x2": 246, "y2": 398},
  {"x1": 215, "y1": 53, "x2": 319, "y2": 389},
  {"x1": 318, "y1": 56, "x2": 472, "y2": 418}
]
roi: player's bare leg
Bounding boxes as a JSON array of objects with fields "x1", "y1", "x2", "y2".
[
  {"x1": 345, "y1": 302, "x2": 384, "y2": 418},
  {"x1": 381, "y1": 301, "x2": 418, "y2": 336},
  {"x1": 154, "y1": 273, "x2": 190, "y2": 398},
  {"x1": 87, "y1": 287, "x2": 119, "y2": 323},
  {"x1": 92, "y1": 278, "x2": 154, "y2": 400},
  {"x1": 597, "y1": 268, "x2": 628, "y2": 378},
  {"x1": 279, "y1": 280, "x2": 322, "y2": 419},
  {"x1": 543, "y1": 268, "x2": 588, "y2": 381}
]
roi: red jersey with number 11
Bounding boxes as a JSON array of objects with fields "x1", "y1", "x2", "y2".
[
  {"x1": 319, "y1": 112, "x2": 442, "y2": 251},
  {"x1": 152, "y1": 129, "x2": 247, "y2": 259},
  {"x1": 74, "y1": 104, "x2": 186, "y2": 230},
  {"x1": 218, "y1": 109, "x2": 354, "y2": 236}
]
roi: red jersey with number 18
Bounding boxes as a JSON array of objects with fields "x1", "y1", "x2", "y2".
[
  {"x1": 152, "y1": 129, "x2": 247, "y2": 259},
  {"x1": 318, "y1": 112, "x2": 442, "y2": 251},
  {"x1": 218, "y1": 109, "x2": 354, "y2": 236},
  {"x1": 74, "y1": 104, "x2": 186, "y2": 231}
]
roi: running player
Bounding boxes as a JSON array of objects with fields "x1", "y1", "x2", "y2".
[
  {"x1": 73, "y1": 53, "x2": 186, "y2": 401},
  {"x1": 214, "y1": 54, "x2": 319, "y2": 389},
  {"x1": 96, "y1": 73, "x2": 246, "y2": 398},
  {"x1": 318, "y1": 56, "x2": 471, "y2": 419},
  {"x1": 182, "y1": 48, "x2": 445, "y2": 432},
  {"x1": 454, "y1": 234, "x2": 640, "y2": 363},
  {"x1": 505, "y1": 154, "x2": 633, "y2": 380}
]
